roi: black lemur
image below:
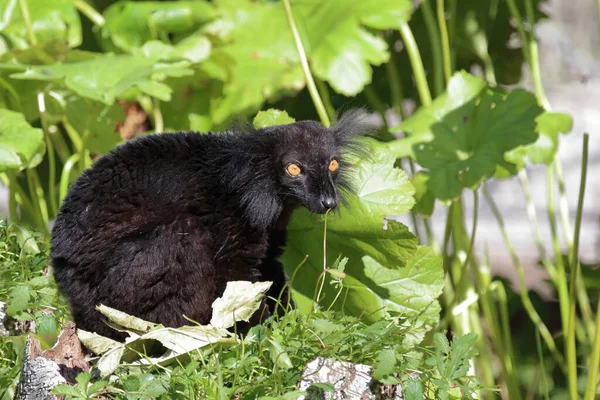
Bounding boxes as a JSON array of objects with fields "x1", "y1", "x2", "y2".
[{"x1": 50, "y1": 110, "x2": 370, "y2": 341}]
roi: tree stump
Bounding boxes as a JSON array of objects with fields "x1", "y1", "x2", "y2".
[
  {"x1": 297, "y1": 357, "x2": 405, "y2": 400},
  {"x1": 15, "y1": 322, "x2": 89, "y2": 400}
]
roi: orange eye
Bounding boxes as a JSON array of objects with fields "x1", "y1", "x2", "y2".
[
  {"x1": 328, "y1": 159, "x2": 339, "y2": 172},
  {"x1": 286, "y1": 163, "x2": 302, "y2": 176}
]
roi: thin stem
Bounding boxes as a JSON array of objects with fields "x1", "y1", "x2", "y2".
[
  {"x1": 556, "y1": 155, "x2": 595, "y2": 338},
  {"x1": 385, "y1": 57, "x2": 406, "y2": 119},
  {"x1": 0, "y1": 173, "x2": 35, "y2": 219},
  {"x1": 314, "y1": 78, "x2": 335, "y2": 122},
  {"x1": 74, "y1": 0, "x2": 105, "y2": 26},
  {"x1": 448, "y1": 0, "x2": 457, "y2": 70},
  {"x1": 314, "y1": 210, "x2": 330, "y2": 309},
  {"x1": 26, "y1": 169, "x2": 49, "y2": 235},
  {"x1": 420, "y1": 0, "x2": 444, "y2": 95},
  {"x1": 61, "y1": 118, "x2": 83, "y2": 151},
  {"x1": 547, "y1": 163, "x2": 570, "y2": 332},
  {"x1": 584, "y1": 295, "x2": 600, "y2": 400},
  {"x1": 436, "y1": 0, "x2": 452, "y2": 83},
  {"x1": 535, "y1": 327, "x2": 551, "y2": 400},
  {"x1": 524, "y1": 0, "x2": 550, "y2": 108},
  {"x1": 461, "y1": 190, "x2": 478, "y2": 272},
  {"x1": 566, "y1": 133, "x2": 589, "y2": 400},
  {"x1": 281, "y1": 0, "x2": 330, "y2": 126},
  {"x1": 506, "y1": 0, "x2": 531, "y2": 64},
  {"x1": 38, "y1": 92, "x2": 58, "y2": 216},
  {"x1": 398, "y1": 21, "x2": 432, "y2": 106},
  {"x1": 59, "y1": 154, "x2": 80, "y2": 203},
  {"x1": 18, "y1": 0, "x2": 37, "y2": 46},
  {"x1": 153, "y1": 99, "x2": 164, "y2": 133},
  {"x1": 483, "y1": 181, "x2": 566, "y2": 371},
  {"x1": 5, "y1": 174, "x2": 19, "y2": 223}
]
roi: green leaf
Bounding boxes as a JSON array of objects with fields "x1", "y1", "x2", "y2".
[
  {"x1": 7, "y1": 285, "x2": 30, "y2": 315},
  {"x1": 8, "y1": 55, "x2": 194, "y2": 104},
  {"x1": 135, "y1": 37, "x2": 212, "y2": 64},
  {"x1": 411, "y1": 172, "x2": 435, "y2": 217},
  {"x1": 396, "y1": 71, "x2": 543, "y2": 200},
  {"x1": 13, "y1": 224, "x2": 41, "y2": 254},
  {"x1": 283, "y1": 141, "x2": 426, "y2": 323},
  {"x1": 100, "y1": 1, "x2": 218, "y2": 53},
  {"x1": 292, "y1": 0, "x2": 413, "y2": 95},
  {"x1": 0, "y1": 109, "x2": 45, "y2": 172},
  {"x1": 52, "y1": 384, "x2": 84, "y2": 397},
  {"x1": 0, "y1": 0, "x2": 81, "y2": 49},
  {"x1": 501, "y1": 111, "x2": 573, "y2": 174},
  {"x1": 372, "y1": 348, "x2": 396, "y2": 380},
  {"x1": 253, "y1": 109, "x2": 296, "y2": 129},
  {"x1": 207, "y1": 1, "x2": 303, "y2": 123},
  {"x1": 404, "y1": 380, "x2": 424, "y2": 400}
]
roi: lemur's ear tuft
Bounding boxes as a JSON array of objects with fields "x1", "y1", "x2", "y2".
[{"x1": 330, "y1": 108, "x2": 378, "y2": 144}]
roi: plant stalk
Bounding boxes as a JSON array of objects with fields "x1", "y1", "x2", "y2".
[
  {"x1": 74, "y1": 0, "x2": 105, "y2": 26},
  {"x1": 398, "y1": 21, "x2": 432, "y2": 106},
  {"x1": 483, "y1": 182, "x2": 566, "y2": 371},
  {"x1": 436, "y1": 0, "x2": 452, "y2": 83},
  {"x1": 566, "y1": 133, "x2": 589, "y2": 400},
  {"x1": 18, "y1": 0, "x2": 37, "y2": 46},
  {"x1": 281, "y1": 0, "x2": 331, "y2": 127},
  {"x1": 420, "y1": 0, "x2": 444, "y2": 95}
]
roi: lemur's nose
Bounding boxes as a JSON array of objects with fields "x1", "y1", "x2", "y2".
[{"x1": 321, "y1": 197, "x2": 337, "y2": 210}]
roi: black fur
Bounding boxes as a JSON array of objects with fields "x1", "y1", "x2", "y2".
[{"x1": 50, "y1": 110, "x2": 372, "y2": 341}]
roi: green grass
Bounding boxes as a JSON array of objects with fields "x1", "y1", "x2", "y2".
[{"x1": 0, "y1": 221, "x2": 482, "y2": 399}]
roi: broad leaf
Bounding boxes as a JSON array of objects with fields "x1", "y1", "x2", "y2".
[
  {"x1": 0, "y1": 0, "x2": 81, "y2": 49},
  {"x1": 394, "y1": 71, "x2": 543, "y2": 201},
  {"x1": 500, "y1": 111, "x2": 573, "y2": 175},
  {"x1": 283, "y1": 141, "x2": 426, "y2": 322},
  {"x1": 99, "y1": 1, "x2": 217, "y2": 53},
  {"x1": 8, "y1": 55, "x2": 194, "y2": 104},
  {"x1": 253, "y1": 109, "x2": 295, "y2": 129},
  {"x1": 0, "y1": 109, "x2": 44, "y2": 172},
  {"x1": 210, "y1": 281, "x2": 273, "y2": 329},
  {"x1": 293, "y1": 0, "x2": 413, "y2": 95}
]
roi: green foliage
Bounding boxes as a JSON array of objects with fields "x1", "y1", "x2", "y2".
[
  {"x1": 0, "y1": 0, "x2": 595, "y2": 398},
  {"x1": 0, "y1": 109, "x2": 44, "y2": 172}
]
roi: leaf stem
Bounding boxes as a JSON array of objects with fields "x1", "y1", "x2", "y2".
[
  {"x1": 26, "y1": 169, "x2": 49, "y2": 235},
  {"x1": 398, "y1": 21, "x2": 432, "y2": 106},
  {"x1": 385, "y1": 57, "x2": 406, "y2": 119},
  {"x1": 59, "y1": 154, "x2": 80, "y2": 203},
  {"x1": 566, "y1": 133, "x2": 589, "y2": 400},
  {"x1": 38, "y1": 92, "x2": 58, "y2": 216},
  {"x1": 584, "y1": 294, "x2": 600, "y2": 400},
  {"x1": 281, "y1": 0, "x2": 331, "y2": 127},
  {"x1": 483, "y1": 181, "x2": 566, "y2": 371},
  {"x1": 314, "y1": 78, "x2": 335, "y2": 121},
  {"x1": 546, "y1": 163, "x2": 570, "y2": 332},
  {"x1": 74, "y1": 0, "x2": 105, "y2": 27},
  {"x1": 436, "y1": 0, "x2": 452, "y2": 83},
  {"x1": 18, "y1": 0, "x2": 37, "y2": 46},
  {"x1": 420, "y1": 0, "x2": 443, "y2": 95}
]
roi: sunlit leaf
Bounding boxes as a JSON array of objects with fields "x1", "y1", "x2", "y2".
[
  {"x1": 99, "y1": 1, "x2": 217, "y2": 53},
  {"x1": 0, "y1": 0, "x2": 81, "y2": 49},
  {"x1": 395, "y1": 71, "x2": 543, "y2": 200},
  {"x1": 253, "y1": 109, "x2": 296, "y2": 129},
  {"x1": 8, "y1": 55, "x2": 194, "y2": 104},
  {"x1": 0, "y1": 109, "x2": 44, "y2": 172}
]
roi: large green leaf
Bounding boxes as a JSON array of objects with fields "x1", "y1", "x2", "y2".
[
  {"x1": 201, "y1": 0, "x2": 413, "y2": 123},
  {"x1": 293, "y1": 0, "x2": 413, "y2": 96},
  {"x1": 282, "y1": 141, "x2": 427, "y2": 322},
  {"x1": 0, "y1": 0, "x2": 81, "y2": 49},
  {"x1": 7, "y1": 54, "x2": 194, "y2": 104},
  {"x1": 393, "y1": 71, "x2": 543, "y2": 201},
  {"x1": 0, "y1": 109, "x2": 44, "y2": 172},
  {"x1": 99, "y1": 1, "x2": 218, "y2": 53},
  {"x1": 499, "y1": 111, "x2": 573, "y2": 176}
]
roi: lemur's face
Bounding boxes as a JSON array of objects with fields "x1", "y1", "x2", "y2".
[{"x1": 273, "y1": 121, "x2": 350, "y2": 214}]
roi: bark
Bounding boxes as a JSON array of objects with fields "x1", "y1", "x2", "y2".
[
  {"x1": 15, "y1": 322, "x2": 89, "y2": 400},
  {"x1": 297, "y1": 357, "x2": 406, "y2": 400}
]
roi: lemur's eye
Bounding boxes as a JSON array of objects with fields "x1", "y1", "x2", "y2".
[
  {"x1": 286, "y1": 163, "x2": 302, "y2": 176},
  {"x1": 328, "y1": 159, "x2": 339, "y2": 172}
]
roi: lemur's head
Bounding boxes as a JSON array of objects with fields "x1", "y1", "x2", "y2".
[
  {"x1": 265, "y1": 109, "x2": 373, "y2": 215},
  {"x1": 227, "y1": 109, "x2": 374, "y2": 229}
]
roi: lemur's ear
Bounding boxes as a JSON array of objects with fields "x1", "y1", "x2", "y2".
[{"x1": 329, "y1": 108, "x2": 376, "y2": 157}]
